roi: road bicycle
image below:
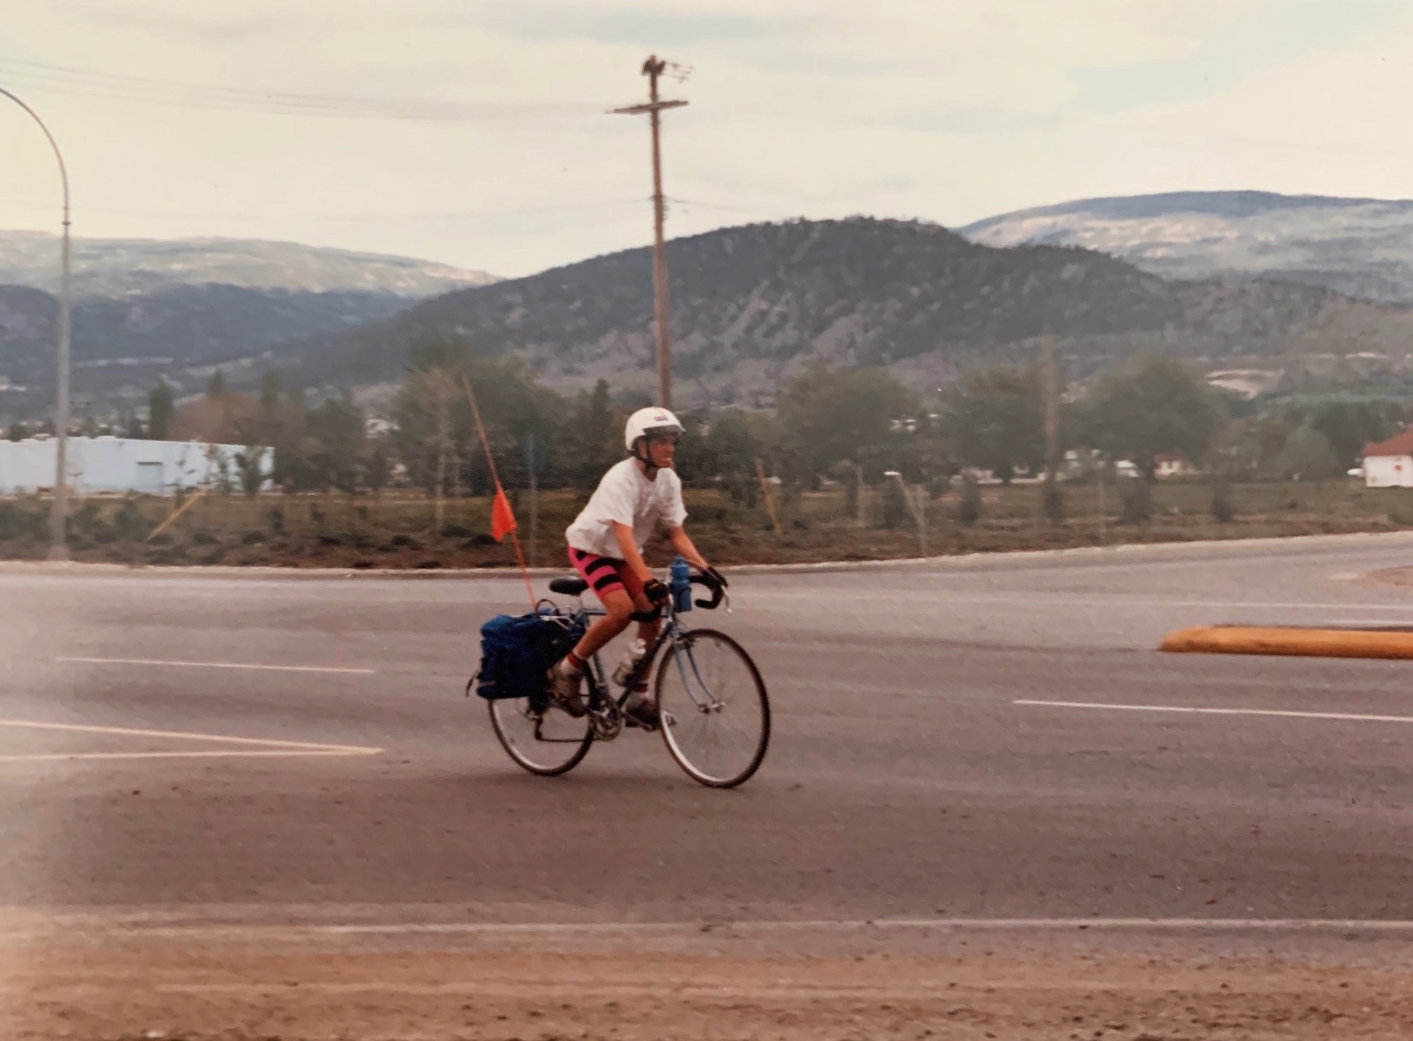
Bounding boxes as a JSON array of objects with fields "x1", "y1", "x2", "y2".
[{"x1": 483, "y1": 571, "x2": 770, "y2": 789}]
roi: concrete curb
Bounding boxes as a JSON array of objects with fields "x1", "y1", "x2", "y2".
[{"x1": 1161, "y1": 626, "x2": 1413, "y2": 660}]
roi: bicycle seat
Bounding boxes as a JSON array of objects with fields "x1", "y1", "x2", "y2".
[{"x1": 549, "y1": 576, "x2": 589, "y2": 596}]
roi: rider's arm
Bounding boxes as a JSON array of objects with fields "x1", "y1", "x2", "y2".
[
  {"x1": 665, "y1": 526, "x2": 709, "y2": 571},
  {"x1": 612, "y1": 521, "x2": 655, "y2": 584}
]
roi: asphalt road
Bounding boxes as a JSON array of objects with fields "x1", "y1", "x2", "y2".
[{"x1": 6, "y1": 533, "x2": 1413, "y2": 944}]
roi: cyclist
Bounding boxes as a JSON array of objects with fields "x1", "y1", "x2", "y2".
[{"x1": 549, "y1": 406, "x2": 726, "y2": 726}]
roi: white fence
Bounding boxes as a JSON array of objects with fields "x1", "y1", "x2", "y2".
[{"x1": 0, "y1": 437, "x2": 269, "y2": 495}]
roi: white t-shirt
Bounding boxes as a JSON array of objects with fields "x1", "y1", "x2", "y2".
[{"x1": 565, "y1": 458, "x2": 688, "y2": 559}]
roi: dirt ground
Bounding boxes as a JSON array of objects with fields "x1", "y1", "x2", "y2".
[
  {"x1": 5, "y1": 481, "x2": 1412, "y2": 570},
  {"x1": 8, "y1": 935, "x2": 1413, "y2": 1041}
]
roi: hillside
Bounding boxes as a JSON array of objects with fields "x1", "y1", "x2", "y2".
[
  {"x1": 0, "y1": 232, "x2": 496, "y2": 299},
  {"x1": 961, "y1": 191, "x2": 1413, "y2": 304},
  {"x1": 270, "y1": 217, "x2": 1413, "y2": 408},
  {"x1": 0, "y1": 283, "x2": 416, "y2": 415}
]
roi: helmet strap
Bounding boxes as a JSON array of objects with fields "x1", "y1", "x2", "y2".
[{"x1": 633, "y1": 440, "x2": 660, "y2": 479}]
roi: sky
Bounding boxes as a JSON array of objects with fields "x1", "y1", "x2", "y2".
[{"x1": 2, "y1": 0, "x2": 1412, "y2": 279}]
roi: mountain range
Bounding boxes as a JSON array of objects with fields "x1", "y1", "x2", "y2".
[
  {"x1": 0, "y1": 233, "x2": 495, "y2": 299},
  {"x1": 961, "y1": 191, "x2": 1413, "y2": 305},
  {"x1": 0, "y1": 283, "x2": 428, "y2": 413},
  {"x1": 8, "y1": 193, "x2": 1413, "y2": 420},
  {"x1": 269, "y1": 216, "x2": 1413, "y2": 410}
]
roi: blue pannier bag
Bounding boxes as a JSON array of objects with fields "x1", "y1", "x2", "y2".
[{"x1": 475, "y1": 608, "x2": 584, "y2": 702}]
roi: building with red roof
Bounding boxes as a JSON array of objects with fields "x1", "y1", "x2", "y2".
[{"x1": 1360, "y1": 425, "x2": 1413, "y2": 488}]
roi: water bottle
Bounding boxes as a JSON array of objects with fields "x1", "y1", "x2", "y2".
[
  {"x1": 612, "y1": 637, "x2": 647, "y2": 686},
  {"x1": 670, "y1": 555, "x2": 692, "y2": 613}
]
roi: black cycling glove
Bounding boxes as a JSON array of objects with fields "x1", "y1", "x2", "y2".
[{"x1": 643, "y1": 578, "x2": 671, "y2": 606}]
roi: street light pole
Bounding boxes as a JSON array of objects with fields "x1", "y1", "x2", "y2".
[{"x1": 0, "y1": 87, "x2": 71, "y2": 561}]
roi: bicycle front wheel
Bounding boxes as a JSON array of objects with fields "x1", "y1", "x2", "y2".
[
  {"x1": 655, "y1": 628, "x2": 770, "y2": 788},
  {"x1": 487, "y1": 695, "x2": 593, "y2": 776}
]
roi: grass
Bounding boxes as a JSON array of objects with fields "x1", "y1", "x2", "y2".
[{"x1": 2, "y1": 478, "x2": 1411, "y2": 570}]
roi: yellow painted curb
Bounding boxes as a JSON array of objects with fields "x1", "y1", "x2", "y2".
[{"x1": 1161, "y1": 627, "x2": 1413, "y2": 660}]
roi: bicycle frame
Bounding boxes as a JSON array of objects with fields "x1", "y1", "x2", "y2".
[{"x1": 564, "y1": 583, "x2": 725, "y2": 729}]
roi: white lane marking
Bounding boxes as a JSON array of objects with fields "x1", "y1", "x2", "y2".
[
  {"x1": 750, "y1": 591, "x2": 1413, "y2": 613},
  {"x1": 0, "y1": 750, "x2": 373, "y2": 763},
  {"x1": 17, "y1": 916, "x2": 1413, "y2": 944},
  {"x1": 1017, "y1": 699, "x2": 1413, "y2": 726},
  {"x1": 0, "y1": 718, "x2": 382, "y2": 754},
  {"x1": 57, "y1": 656, "x2": 375, "y2": 675}
]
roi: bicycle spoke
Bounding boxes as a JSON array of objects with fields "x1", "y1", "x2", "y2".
[
  {"x1": 488, "y1": 695, "x2": 594, "y2": 776},
  {"x1": 656, "y1": 629, "x2": 770, "y2": 788}
]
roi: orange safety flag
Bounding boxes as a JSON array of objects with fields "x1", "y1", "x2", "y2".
[{"x1": 490, "y1": 487, "x2": 518, "y2": 542}]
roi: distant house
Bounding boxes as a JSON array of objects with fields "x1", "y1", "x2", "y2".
[
  {"x1": 1154, "y1": 454, "x2": 1197, "y2": 479},
  {"x1": 1360, "y1": 425, "x2": 1413, "y2": 488}
]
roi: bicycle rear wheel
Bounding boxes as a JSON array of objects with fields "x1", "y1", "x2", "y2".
[
  {"x1": 488, "y1": 694, "x2": 593, "y2": 776},
  {"x1": 655, "y1": 628, "x2": 770, "y2": 788}
]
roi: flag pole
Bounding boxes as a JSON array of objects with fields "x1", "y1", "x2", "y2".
[{"x1": 462, "y1": 375, "x2": 536, "y2": 608}]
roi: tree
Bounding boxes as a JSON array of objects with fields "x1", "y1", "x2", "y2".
[
  {"x1": 234, "y1": 445, "x2": 267, "y2": 497},
  {"x1": 1310, "y1": 401, "x2": 1405, "y2": 469},
  {"x1": 207, "y1": 371, "x2": 227, "y2": 396},
  {"x1": 775, "y1": 366, "x2": 919, "y2": 485},
  {"x1": 270, "y1": 387, "x2": 312, "y2": 490},
  {"x1": 1082, "y1": 357, "x2": 1216, "y2": 480},
  {"x1": 305, "y1": 393, "x2": 366, "y2": 494},
  {"x1": 361, "y1": 434, "x2": 393, "y2": 495},
  {"x1": 956, "y1": 472, "x2": 983, "y2": 526},
  {"x1": 391, "y1": 342, "x2": 568, "y2": 502},
  {"x1": 881, "y1": 478, "x2": 908, "y2": 529},
  {"x1": 941, "y1": 365, "x2": 1045, "y2": 485},
  {"x1": 566, "y1": 379, "x2": 617, "y2": 488},
  {"x1": 258, "y1": 372, "x2": 283, "y2": 438},
  {"x1": 700, "y1": 408, "x2": 763, "y2": 506},
  {"x1": 148, "y1": 381, "x2": 174, "y2": 440},
  {"x1": 1276, "y1": 425, "x2": 1343, "y2": 481}
]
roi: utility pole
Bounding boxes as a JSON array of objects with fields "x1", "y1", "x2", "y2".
[
  {"x1": 612, "y1": 56, "x2": 689, "y2": 409},
  {"x1": 1040, "y1": 333, "x2": 1062, "y2": 524},
  {"x1": 0, "y1": 88, "x2": 71, "y2": 561}
]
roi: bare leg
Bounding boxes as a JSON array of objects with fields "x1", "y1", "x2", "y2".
[{"x1": 572, "y1": 589, "x2": 635, "y2": 662}]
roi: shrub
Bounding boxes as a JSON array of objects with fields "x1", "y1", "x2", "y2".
[
  {"x1": 67, "y1": 501, "x2": 114, "y2": 544},
  {"x1": 1119, "y1": 480, "x2": 1152, "y2": 525},
  {"x1": 1210, "y1": 481, "x2": 1236, "y2": 523},
  {"x1": 881, "y1": 480, "x2": 908, "y2": 529},
  {"x1": 957, "y1": 476, "x2": 983, "y2": 527},
  {"x1": 111, "y1": 496, "x2": 154, "y2": 542},
  {"x1": 0, "y1": 502, "x2": 45, "y2": 541},
  {"x1": 1042, "y1": 484, "x2": 1065, "y2": 526}
]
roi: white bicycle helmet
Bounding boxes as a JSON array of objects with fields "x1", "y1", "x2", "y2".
[{"x1": 623, "y1": 406, "x2": 685, "y2": 453}]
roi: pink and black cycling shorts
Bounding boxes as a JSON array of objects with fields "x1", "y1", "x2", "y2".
[{"x1": 568, "y1": 546, "x2": 646, "y2": 602}]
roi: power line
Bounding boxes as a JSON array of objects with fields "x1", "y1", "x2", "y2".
[
  {"x1": 0, "y1": 197, "x2": 647, "y2": 224},
  {"x1": 0, "y1": 56, "x2": 599, "y2": 122},
  {"x1": 666, "y1": 196, "x2": 779, "y2": 217}
]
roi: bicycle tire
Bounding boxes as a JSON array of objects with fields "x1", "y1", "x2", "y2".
[
  {"x1": 487, "y1": 695, "x2": 594, "y2": 777},
  {"x1": 655, "y1": 628, "x2": 770, "y2": 789}
]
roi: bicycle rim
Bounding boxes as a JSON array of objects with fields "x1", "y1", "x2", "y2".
[
  {"x1": 487, "y1": 696, "x2": 593, "y2": 776},
  {"x1": 656, "y1": 629, "x2": 770, "y2": 788}
]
